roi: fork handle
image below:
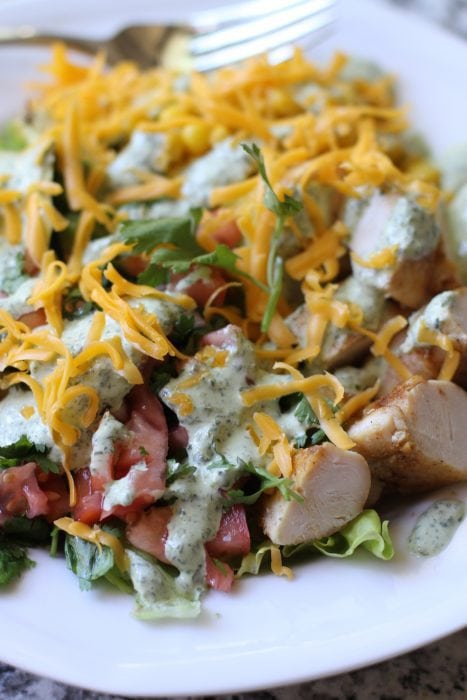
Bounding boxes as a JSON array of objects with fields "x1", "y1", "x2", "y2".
[{"x1": 0, "y1": 27, "x2": 98, "y2": 55}]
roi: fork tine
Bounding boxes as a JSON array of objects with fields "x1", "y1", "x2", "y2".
[
  {"x1": 192, "y1": 8, "x2": 335, "y2": 73},
  {"x1": 191, "y1": 0, "x2": 334, "y2": 55},
  {"x1": 191, "y1": 0, "x2": 324, "y2": 30}
]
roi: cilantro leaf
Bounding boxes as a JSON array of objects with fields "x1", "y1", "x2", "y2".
[
  {"x1": 0, "y1": 542, "x2": 35, "y2": 586},
  {"x1": 149, "y1": 370, "x2": 172, "y2": 395},
  {"x1": 242, "y1": 143, "x2": 302, "y2": 332},
  {"x1": 0, "y1": 436, "x2": 60, "y2": 474},
  {"x1": 294, "y1": 395, "x2": 319, "y2": 426},
  {"x1": 219, "y1": 459, "x2": 303, "y2": 506},
  {"x1": 241, "y1": 143, "x2": 302, "y2": 219},
  {"x1": 137, "y1": 264, "x2": 170, "y2": 287},
  {"x1": 166, "y1": 460, "x2": 196, "y2": 485},
  {"x1": 121, "y1": 215, "x2": 203, "y2": 256}
]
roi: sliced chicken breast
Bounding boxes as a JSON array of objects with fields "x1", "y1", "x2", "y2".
[
  {"x1": 348, "y1": 377, "x2": 467, "y2": 492},
  {"x1": 350, "y1": 191, "x2": 458, "y2": 309},
  {"x1": 380, "y1": 288, "x2": 467, "y2": 395},
  {"x1": 261, "y1": 443, "x2": 371, "y2": 545}
]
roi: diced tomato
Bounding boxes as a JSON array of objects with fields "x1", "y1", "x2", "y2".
[
  {"x1": 73, "y1": 385, "x2": 169, "y2": 523},
  {"x1": 171, "y1": 266, "x2": 228, "y2": 308},
  {"x1": 212, "y1": 220, "x2": 242, "y2": 248},
  {"x1": 206, "y1": 505, "x2": 251, "y2": 559},
  {"x1": 40, "y1": 473, "x2": 70, "y2": 522},
  {"x1": 125, "y1": 505, "x2": 172, "y2": 564},
  {"x1": 118, "y1": 254, "x2": 148, "y2": 278},
  {"x1": 205, "y1": 552, "x2": 235, "y2": 592},
  {"x1": 19, "y1": 308, "x2": 46, "y2": 330},
  {"x1": 0, "y1": 463, "x2": 48, "y2": 524},
  {"x1": 126, "y1": 501, "x2": 238, "y2": 592},
  {"x1": 73, "y1": 468, "x2": 103, "y2": 525}
]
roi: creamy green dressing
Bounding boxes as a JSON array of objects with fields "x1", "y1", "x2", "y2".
[
  {"x1": 0, "y1": 277, "x2": 36, "y2": 318},
  {"x1": 181, "y1": 138, "x2": 256, "y2": 207},
  {"x1": 107, "y1": 130, "x2": 168, "y2": 187},
  {"x1": 0, "y1": 386, "x2": 59, "y2": 457},
  {"x1": 103, "y1": 461, "x2": 148, "y2": 511},
  {"x1": 408, "y1": 500, "x2": 465, "y2": 557},
  {"x1": 400, "y1": 290, "x2": 456, "y2": 353},
  {"x1": 0, "y1": 140, "x2": 53, "y2": 194},
  {"x1": 160, "y1": 327, "x2": 302, "y2": 594},
  {"x1": 0, "y1": 241, "x2": 27, "y2": 294},
  {"x1": 88, "y1": 412, "x2": 127, "y2": 480},
  {"x1": 351, "y1": 193, "x2": 440, "y2": 290}
]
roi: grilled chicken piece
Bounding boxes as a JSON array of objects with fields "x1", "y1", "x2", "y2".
[
  {"x1": 348, "y1": 377, "x2": 467, "y2": 493},
  {"x1": 379, "y1": 288, "x2": 467, "y2": 396},
  {"x1": 378, "y1": 333, "x2": 442, "y2": 397},
  {"x1": 350, "y1": 191, "x2": 458, "y2": 309},
  {"x1": 261, "y1": 443, "x2": 371, "y2": 545}
]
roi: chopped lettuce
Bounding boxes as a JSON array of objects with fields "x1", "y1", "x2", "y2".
[
  {"x1": 127, "y1": 550, "x2": 201, "y2": 620},
  {"x1": 236, "y1": 510, "x2": 393, "y2": 578},
  {"x1": 282, "y1": 510, "x2": 394, "y2": 560},
  {"x1": 64, "y1": 535, "x2": 132, "y2": 593}
]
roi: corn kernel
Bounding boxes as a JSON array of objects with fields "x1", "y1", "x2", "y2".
[
  {"x1": 181, "y1": 123, "x2": 211, "y2": 155},
  {"x1": 160, "y1": 104, "x2": 186, "y2": 121},
  {"x1": 268, "y1": 88, "x2": 297, "y2": 117},
  {"x1": 166, "y1": 131, "x2": 186, "y2": 163},
  {"x1": 210, "y1": 124, "x2": 229, "y2": 145}
]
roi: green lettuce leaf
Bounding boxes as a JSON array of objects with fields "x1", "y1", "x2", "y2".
[
  {"x1": 127, "y1": 550, "x2": 201, "y2": 620},
  {"x1": 236, "y1": 510, "x2": 393, "y2": 578},
  {"x1": 235, "y1": 542, "x2": 282, "y2": 578},
  {"x1": 64, "y1": 535, "x2": 132, "y2": 593},
  {"x1": 282, "y1": 510, "x2": 394, "y2": 560}
]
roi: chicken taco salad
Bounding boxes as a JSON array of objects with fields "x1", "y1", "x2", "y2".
[{"x1": 0, "y1": 45, "x2": 466, "y2": 619}]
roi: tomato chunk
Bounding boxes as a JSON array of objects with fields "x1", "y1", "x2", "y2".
[
  {"x1": 0, "y1": 463, "x2": 48, "y2": 525},
  {"x1": 19, "y1": 308, "x2": 46, "y2": 330},
  {"x1": 212, "y1": 220, "x2": 242, "y2": 248},
  {"x1": 73, "y1": 468, "x2": 103, "y2": 525},
  {"x1": 74, "y1": 385, "x2": 169, "y2": 522},
  {"x1": 170, "y1": 266, "x2": 227, "y2": 308},
  {"x1": 125, "y1": 506, "x2": 172, "y2": 564},
  {"x1": 206, "y1": 505, "x2": 251, "y2": 559},
  {"x1": 205, "y1": 552, "x2": 235, "y2": 592}
]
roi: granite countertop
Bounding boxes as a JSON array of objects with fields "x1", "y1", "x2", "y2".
[{"x1": 1, "y1": 1, "x2": 467, "y2": 699}]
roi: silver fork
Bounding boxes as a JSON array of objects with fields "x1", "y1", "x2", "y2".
[{"x1": 0, "y1": 0, "x2": 335, "y2": 72}]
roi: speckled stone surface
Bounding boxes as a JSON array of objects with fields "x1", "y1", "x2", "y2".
[
  {"x1": 1, "y1": 1, "x2": 467, "y2": 699},
  {"x1": 2, "y1": 627, "x2": 467, "y2": 699}
]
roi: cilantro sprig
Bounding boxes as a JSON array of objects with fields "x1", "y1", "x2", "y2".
[
  {"x1": 121, "y1": 212, "x2": 267, "y2": 293},
  {"x1": 0, "y1": 436, "x2": 60, "y2": 474},
  {"x1": 211, "y1": 457, "x2": 303, "y2": 506},
  {"x1": 242, "y1": 143, "x2": 303, "y2": 332},
  {"x1": 293, "y1": 394, "x2": 338, "y2": 448}
]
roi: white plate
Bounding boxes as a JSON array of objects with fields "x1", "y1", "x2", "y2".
[{"x1": 1, "y1": 0, "x2": 467, "y2": 696}]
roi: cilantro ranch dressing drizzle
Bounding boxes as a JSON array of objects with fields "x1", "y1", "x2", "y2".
[
  {"x1": 408, "y1": 499, "x2": 465, "y2": 557},
  {"x1": 161, "y1": 327, "x2": 302, "y2": 595}
]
